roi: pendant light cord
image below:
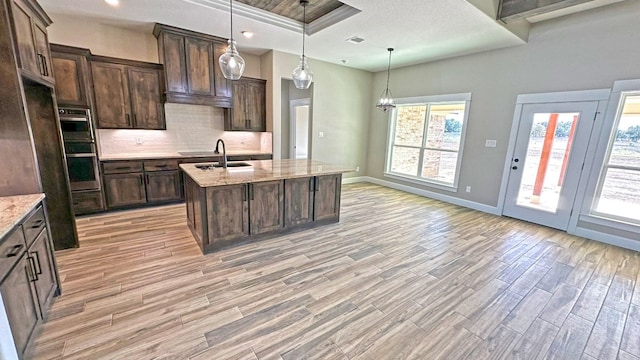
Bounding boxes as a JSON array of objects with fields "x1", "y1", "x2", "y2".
[
  {"x1": 302, "y1": 1, "x2": 307, "y2": 62},
  {"x1": 385, "y1": 48, "x2": 393, "y2": 93},
  {"x1": 230, "y1": 0, "x2": 234, "y2": 41}
]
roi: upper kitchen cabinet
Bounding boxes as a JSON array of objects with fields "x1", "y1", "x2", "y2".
[
  {"x1": 153, "y1": 23, "x2": 232, "y2": 108},
  {"x1": 225, "y1": 77, "x2": 267, "y2": 132},
  {"x1": 9, "y1": 0, "x2": 54, "y2": 86},
  {"x1": 50, "y1": 44, "x2": 92, "y2": 107},
  {"x1": 90, "y1": 56, "x2": 166, "y2": 130}
]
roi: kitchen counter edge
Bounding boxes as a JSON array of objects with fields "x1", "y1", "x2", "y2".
[{"x1": 0, "y1": 193, "x2": 46, "y2": 239}]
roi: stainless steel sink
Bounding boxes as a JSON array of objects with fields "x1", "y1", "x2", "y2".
[{"x1": 195, "y1": 162, "x2": 252, "y2": 170}]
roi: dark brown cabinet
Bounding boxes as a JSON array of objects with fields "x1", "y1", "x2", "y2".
[
  {"x1": 71, "y1": 190, "x2": 105, "y2": 215},
  {"x1": 146, "y1": 171, "x2": 181, "y2": 202},
  {"x1": 0, "y1": 203, "x2": 61, "y2": 359},
  {"x1": 314, "y1": 174, "x2": 342, "y2": 221},
  {"x1": 91, "y1": 57, "x2": 165, "y2": 129},
  {"x1": 249, "y1": 181, "x2": 285, "y2": 234},
  {"x1": 153, "y1": 23, "x2": 232, "y2": 107},
  {"x1": 284, "y1": 177, "x2": 315, "y2": 227},
  {"x1": 226, "y1": 77, "x2": 267, "y2": 131},
  {"x1": 206, "y1": 184, "x2": 249, "y2": 243},
  {"x1": 9, "y1": 0, "x2": 54, "y2": 85},
  {"x1": 51, "y1": 44, "x2": 92, "y2": 107},
  {"x1": 103, "y1": 172, "x2": 147, "y2": 208}
]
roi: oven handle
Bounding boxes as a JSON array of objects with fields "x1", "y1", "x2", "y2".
[
  {"x1": 60, "y1": 116, "x2": 90, "y2": 122},
  {"x1": 66, "y1": 153, "x2": 98, "y2": 158}
]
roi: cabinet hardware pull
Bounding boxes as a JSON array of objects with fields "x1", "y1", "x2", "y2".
[
  {"x1": 315, "y1": 178, "x2": 319, "y2": 192},
  {"x1": 28, "y1": 256, "x2": 39, "y2": 282},
  {"x1": 126, "y1": 114, "x2": 132, "y2": 126},
  {"x1": 42, "y1": 56, "x2": 49, "y2": 76},
  {"x1": 249, "y1": 183, "x2": 254, "y2": 201},
  {"x1": 5, "y1": 244, "x2": 23, "y2": 257},
  {"x1": 242, "y1": 184, "x2": 247, "y2": 202},
  {"x1": 115, "y1": 166, "x2": 131, "y2": 170},
  {"x1": 133, "y1": 114, "x2": 137, "y2": 126},
  {"x1": 33, "y1": 251, "x2": 42, "y2": 275},
  {"x1": 145, "y1": 174, "x2": 149, "y2": 185},
  {"x1": 309, "y1": 178, "x2": 314, "y2": 192},
  {"x1": 155, "y1": 164, "x2": 168, "y2": 168}
]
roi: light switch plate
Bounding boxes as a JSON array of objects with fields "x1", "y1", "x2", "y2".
[{"x1": 319, "y1": 131, "x2": 324, "y2": 138}]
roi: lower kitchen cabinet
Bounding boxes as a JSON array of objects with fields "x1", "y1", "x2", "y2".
[
  {"x1": 0, "y1": 201, "x2": 61, "y2": 359},
  {"x1": 146, "y1": 170, "x2": 181, "y2": 202},
  {"x1": 103, "y1": 172, "x2": 147, "y2": 208},
  {"x1": 71, "y1": 190, "x2": 105, "y2": 215},
  {"x1": 284, "y1": 177, "x2": 314, "y2": 227},
  {"x1": 206, "y1": 183, "x2": 249, "y2": 242},
  {"x1": 249, "y1": 181, "x2": 284, "y2": 235},
  {"x1": 314, "y1": 174, "x2": 342, "y2": 221}
]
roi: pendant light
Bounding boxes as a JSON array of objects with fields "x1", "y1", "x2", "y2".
[
  {"x1": 292, "y1": 0, "x2": 313, "y2": 89},
  {"x1": 376, "y1": 48, "x2": 395, "y2": 112},
  {"x1": 219, "y1": 0, "x2": 245, "y2": 80}
]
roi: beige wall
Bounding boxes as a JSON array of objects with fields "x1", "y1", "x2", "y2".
[
  {"x1": 366, "y1": 0, "x2": 640, "y2": 207},
  {"x1": 265, "y1": 50, "x2": 372, "y2": 178},
  {"x1": 47, "y1": 14, "x2": 263, "y2": 78}
]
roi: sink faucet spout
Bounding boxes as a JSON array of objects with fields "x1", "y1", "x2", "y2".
[{"x1": 214, "y1": 139, "x2": 227, "y2": 168}]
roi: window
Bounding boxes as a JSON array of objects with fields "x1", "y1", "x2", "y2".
[
  {"x1": 385, "y1": 93, "x2": 471, "y2": 190},
  {"x1": 591, "y1": 92, "x2": 640, "y2": 223}
]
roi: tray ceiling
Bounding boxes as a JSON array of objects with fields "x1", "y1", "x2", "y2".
[{"x1": 236, "y1": 0, "x2": 344, "y2": 24}]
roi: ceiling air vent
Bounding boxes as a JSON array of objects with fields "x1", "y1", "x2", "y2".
[{"x1": 345, "y1": 36, "x2": 365, "y2": 44}]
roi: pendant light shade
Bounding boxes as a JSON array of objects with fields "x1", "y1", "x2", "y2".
[
  {"x1": 292, "y1": 0, "x2": 313, "y2": 89},
  {"x1": 219, "y1": 0, "x2": 245, "y2": 80},
  {"x1": 376, "y1": 48, "x2": 395, "y2": 112}
]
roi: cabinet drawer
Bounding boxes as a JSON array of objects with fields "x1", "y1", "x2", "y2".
[
  {"x1": 0, "y1": 228, "x2": 27, "y2": 282},
  {"x1": 102, "y1": 161, "x2": 143, "y2": 174},
  {"x1": 22, "y1": 206, "x2": 45, "y2": 247},
  {"x1": 251, "y1": 154, "x2": 272, "y2": 160},
  {"x1": 144, "y1": 159, "x2": 179, "y2": 172},
  {"x1": 72, "y1": 190, "x2": 105, "y2": 214}
]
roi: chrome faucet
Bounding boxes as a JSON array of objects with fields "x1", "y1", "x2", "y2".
[{"x1": 214, "y1": 139, "x2": 227, "y2": 168}]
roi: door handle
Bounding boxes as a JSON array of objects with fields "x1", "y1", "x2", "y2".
[
  {"x1": 32, "y1": 251, "x2": 42, "y2": 275},
  {"x1": 28, "y1": 256, "x2": 39, "y2": 282}
]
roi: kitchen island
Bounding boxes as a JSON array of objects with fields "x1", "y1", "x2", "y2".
[{"x1": 181, "y1": 159, "x2": 353, "y2": 253}]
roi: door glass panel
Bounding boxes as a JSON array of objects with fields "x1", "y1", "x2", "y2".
[{"x1": 516, "y1": 112, "x2": 580, "y2": 213}]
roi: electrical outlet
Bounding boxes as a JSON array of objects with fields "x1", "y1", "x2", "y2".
[
  {"x1": 136, "y1": 136, "x2": 143, "y2": 145},
  {"x1": 466, "y1": 186, "x2": 471, "y2": 193},
  {"x1": 319, "y1": 131, "x2": 324, "y2": 138}
]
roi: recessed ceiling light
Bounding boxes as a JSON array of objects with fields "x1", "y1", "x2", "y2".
[
  {"x1": 105, "y1": 0, "x2": 119, "y2": 6},
  {"x1": 241, "y1": 31, "x2": 254, "y2": 39},
  {"x1": 345, "y1": 36, "x2": 365, "y2": 44}
]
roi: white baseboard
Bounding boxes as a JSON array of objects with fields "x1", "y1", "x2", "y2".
[
  {"x1": 361, "y1": 176, "x2": 501, "y2": 216},
  {"x1": 572, "y1": 227, "x2": 640, "y2": 252},
  {"x1": 342, "y1": 176, "x2": 367, "y2": 184}
]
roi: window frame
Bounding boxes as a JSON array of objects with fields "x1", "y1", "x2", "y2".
[
  {"x1": 384, "y1": 93, "x2": 471, "y2": 192},
  {"x1": 589, "y1": 90, "x2": 640, "y2": 225}
]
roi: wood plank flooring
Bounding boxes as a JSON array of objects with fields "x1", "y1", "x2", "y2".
[{"x1": 28, "y1": 183, "x2": 640, "y2": 359}]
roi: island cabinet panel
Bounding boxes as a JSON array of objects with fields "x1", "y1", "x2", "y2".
[
  {"x1": 207, "y1": 184, "x2": 249, "y2": 243},
  {"x1": 0, "y1": 254, "x2": 39, "y2": 357},
  {"x1": 284, "y1": 177, "x2": 314, "y2": 227},
  {"x1": 314, "y1": 174, "x2": 342, "y2": 222},
  {"x1": 146, "y1": 170, "x2": 181, "y2": 202},
  {"x1": 185, "y1": 176, "x2": 207, "y2": 250},
  {"x1": 104, "y1": 173, "x2": 147, "y2": 208},
  {"x1": 249, "y1": 180, "x2": 285, "y2": 235}
]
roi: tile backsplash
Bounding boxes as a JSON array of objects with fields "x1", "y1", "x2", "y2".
[{"x1": 97, "y1": 103, "x2": 272, "y2": 156}]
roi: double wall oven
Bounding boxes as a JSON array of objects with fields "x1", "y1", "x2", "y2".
[{"x1": 59, "y1": 108, "x2": 104, "y2": 214}]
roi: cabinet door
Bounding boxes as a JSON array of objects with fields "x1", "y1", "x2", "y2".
[
  {"x1": 92, "y1": 62, "x2": 131, "y2": 128},
  {"x1": 249, "y1": 180, "x2": 284, "y2": 235},
  {"x1": 0, "y1": 255, "x2": 39, "y2": 357},
  {"x1": 185, "y1": 38, "x2": 215, "y2": 96},
  {"x1": 52, "y1": 52, "x2": 89, "y2": 106},
  {"x1": 284, "y1": 177, "x2": 314, "y2": 227},
  {"x1": 213, "y1": 42, "x2": 231, "y2": 98},
  {"x1": 206, "y1": 184, "x2": 249, "y2": 243},
  {"x1": 71, "y1": 190, "x2": 105, "y2": 214},
  {"x1": 313, "y1": 174, "x2": 342, "y2": 221},
  {"x1": 146, "y1": 170, "x2": 181, "y2": 202},
  {"x1": 128, "y1": 67, "x2": 165, "y2": 129},
  {"x1": 246, "y1": 81, "x2": 266, "y2": 131},
  {"x1": 104, "y1": 173, "x2": 147, "y2": 208},
  {"x1": 230, "y1": 81, "x2": 247, "y2": 130},
  {"x1": 161, "y1": 32, "x2": 187, "y2": 93},
  {"x1": 11, "y1": 0, "x2": 39, "y2": 76},
  {"x1": 30, "y1": 230, "x2": 56, "y2": 318},
  {"x1": 33, "y1": 21, "x2": 54, "y2": 83}
]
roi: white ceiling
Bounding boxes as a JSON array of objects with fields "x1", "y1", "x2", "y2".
[{"x1": 38, "y1": 0, "x2": 527, "y2": 72}]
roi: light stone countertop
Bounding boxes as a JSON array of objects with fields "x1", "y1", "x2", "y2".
[
  {"x1": 181, "y1": 159, "x2": 354, "y2": 187},
  {"x1": 0, "y1": 193, "x2": 45, "y2": 239},
  {"x1": 100, "y1": 150, "x2": 272, "y2": 161}
]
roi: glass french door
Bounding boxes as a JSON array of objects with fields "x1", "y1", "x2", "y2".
[{"x1": 503, "y1": 102, "x2": 598, "y2": 230}]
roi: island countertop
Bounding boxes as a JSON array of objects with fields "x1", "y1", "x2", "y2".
[
  {"x1": 0, "y1": 193, "x2": 45, "y2": 239},
  {"x1": 180, "y1": 159, "x2": 354, "y2": 187}
]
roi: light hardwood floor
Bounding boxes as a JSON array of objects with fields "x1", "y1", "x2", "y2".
[{"x1": 29, "y1": 183, "x2": 640, "y2": 359}]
